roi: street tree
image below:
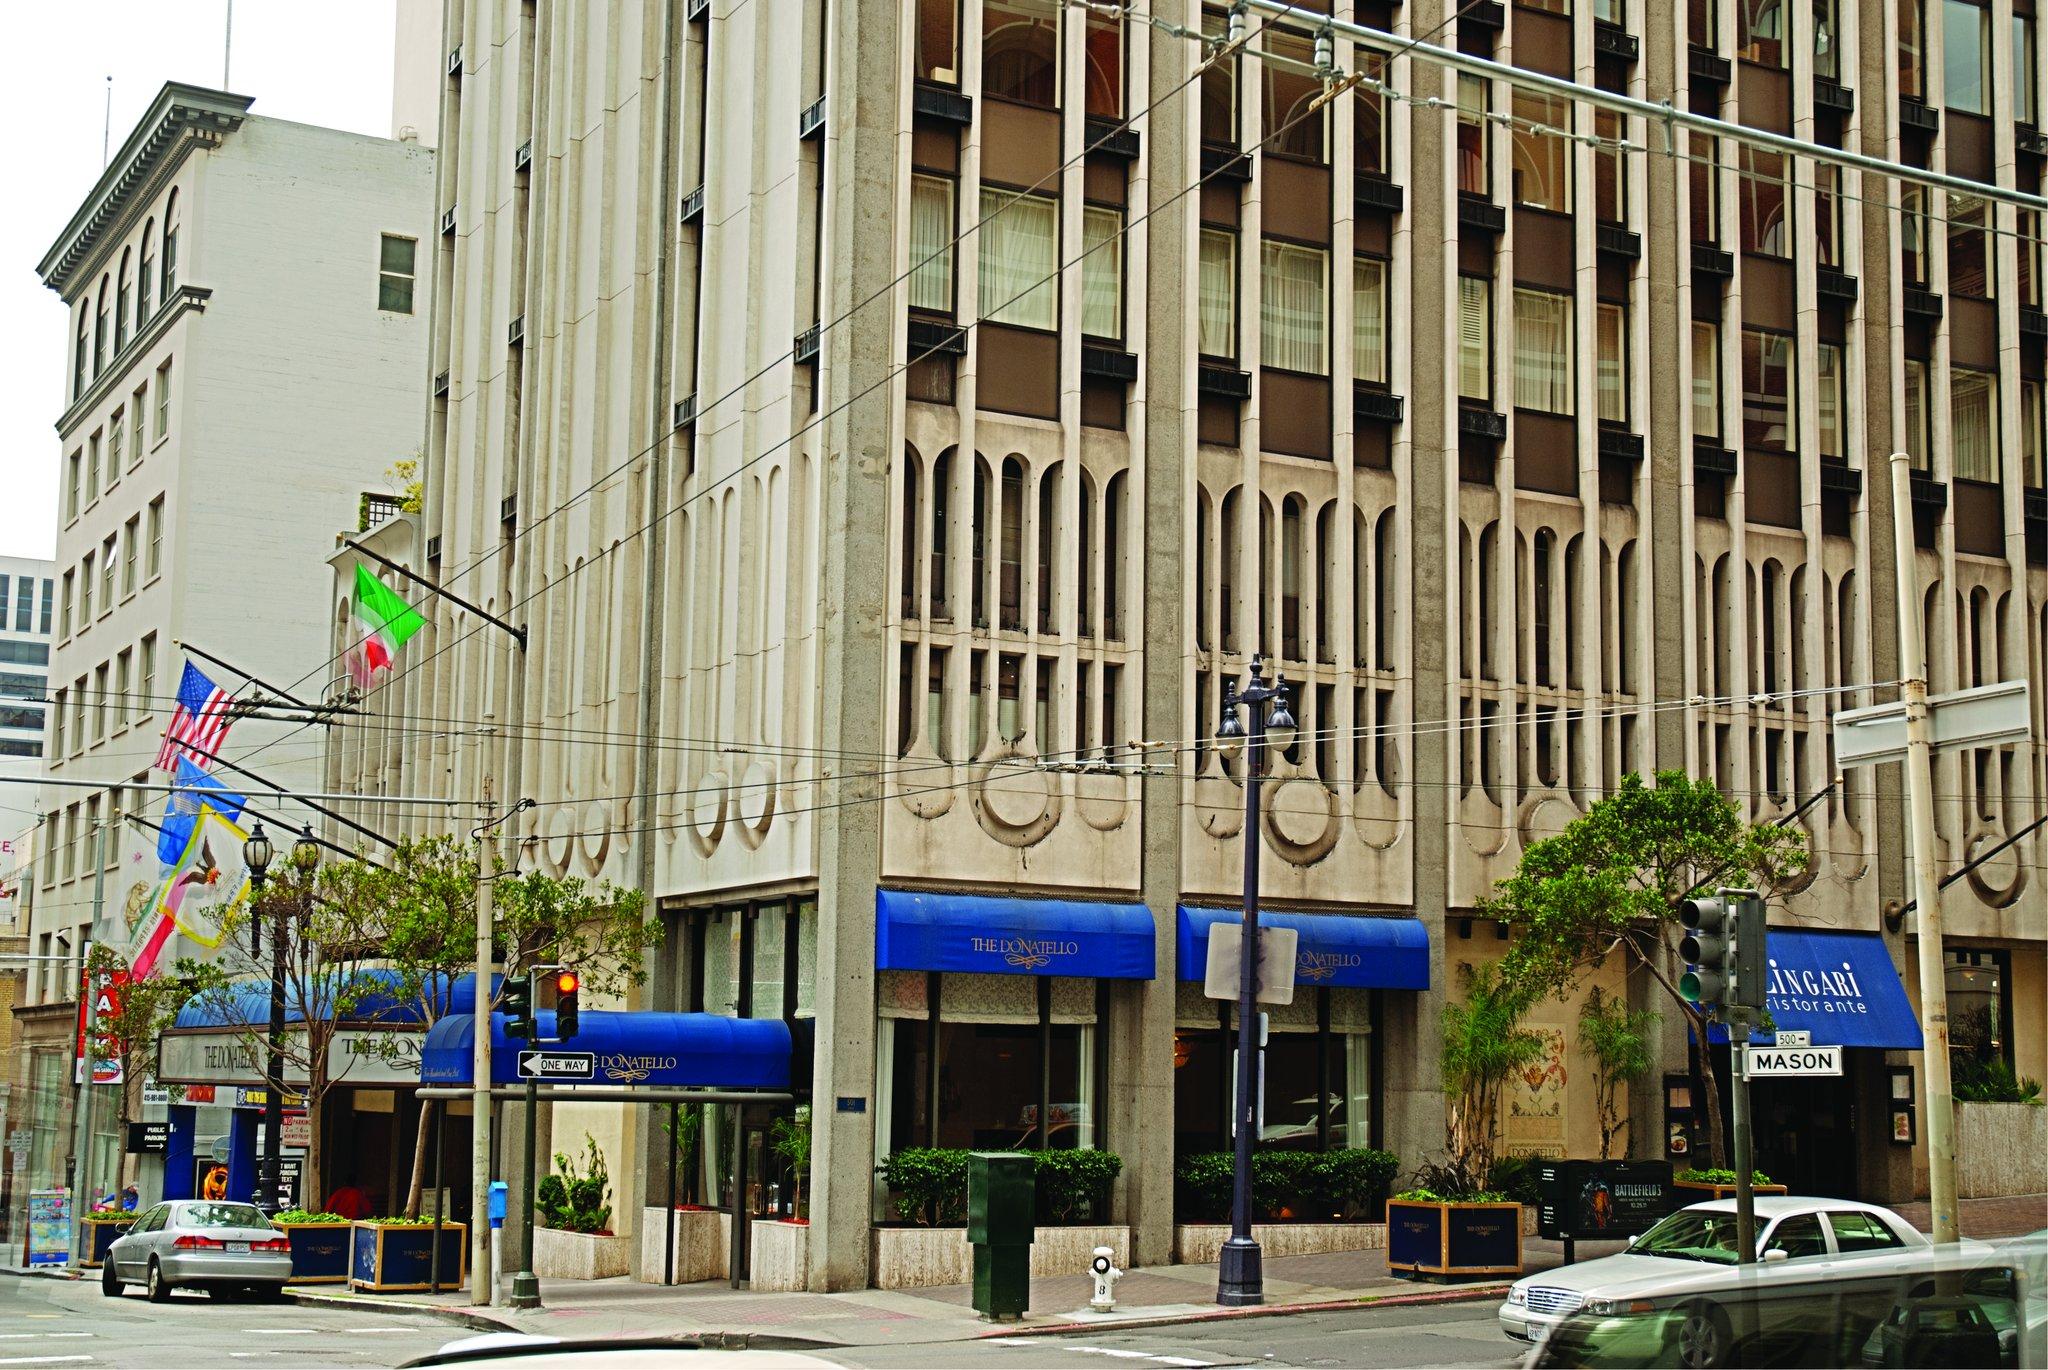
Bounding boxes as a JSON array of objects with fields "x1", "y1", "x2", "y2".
[
  {"x1": 1577, "y1": 987, "x2": 1659, "y2": 1161},
  {"x1": 1481, "y1": 771, "x2": 1807, "y2": 1170},
  {"x1": 82, "y1": 944, "x2": 200, "y2": 1137}
]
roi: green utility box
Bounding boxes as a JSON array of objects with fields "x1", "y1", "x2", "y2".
[{"x1": 968, "y1": 1152, "x2": 1037, "y2": 1321}]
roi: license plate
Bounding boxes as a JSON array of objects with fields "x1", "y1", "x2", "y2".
[{"x1": 226, "y1": 1241, "x2": 250, "y2": 1253}]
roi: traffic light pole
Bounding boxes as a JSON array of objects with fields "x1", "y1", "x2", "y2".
[
  {"x1": 1728, "y1": 1009, "x2": 1756, "y2": 1264},
  {"x1": 510, "y1": 967, "x2": 542, "y2": 1311}
]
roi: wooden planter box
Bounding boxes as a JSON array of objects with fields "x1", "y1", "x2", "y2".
[
  {"x1": 749, "y1": 1218, "x2": 810, "y2": 1292},
  {"x1": 533, "y1": 1225, "x2": 631, "y2": 1280},
  {"x1": 348, "y1": 1221, "x2": 468, "y2": 1292},
  {"x1": 1386, "y1": 1200, "x2": 1523, "y2": 1278},
  {"x1": 637, "y1": 1206, "x2": 731, "y2": 1284},
  {"x1": 1174, "y1": 1221, "x2": 1386, "y2": 1264},
  {"x1": 1672, "y1": 1180, "x2": 1790, "y2": 1202},
  {"x1": 868, "y1": 1224, "x2": 1131, "y2": 1289},
  {"x1": 80, "y1": 1215, "x2": 136, "y2": 1268},
  {"x1": 276, "y1": 1221, "x2": 353, "y2": 1283}
]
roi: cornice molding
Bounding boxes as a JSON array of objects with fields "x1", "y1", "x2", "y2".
[
  {"x1": 55, "y1": 285, "x2": 212, "y2": 437},
  {"x1": 37, "y1": 82, "x2": 254, "y2": 297}
]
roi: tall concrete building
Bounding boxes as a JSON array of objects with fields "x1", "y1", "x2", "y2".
[
  {"x1": 361, "y1": 0, "x2": 2043, "y2": 1289},
  {"x1": 9, "y1": 82, "x2": 432, "y2": 1232}
]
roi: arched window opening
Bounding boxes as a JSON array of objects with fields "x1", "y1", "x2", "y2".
[
  {"x1": 972, "y1": 458, "x2": 991, "y2": 628},
  {"x1": 94, "y1": 274, "x2": 110, "y2": 375},
  {"x1": 1195, "y1": 486, "x2": 1212, "y2": 652},
  {"x1": 1563, "y1": 535, "x2": 1583, "y2": 691},
  {"x1": 1080, "y1": 473, "x2": 1098, "y2": 638},
  {"x1": 1532, "y1": 529, "x2": 1555, "y2": 688},
  {"x1": 1615, "y1": 542, "x2": 1636, "y2": 693},
  {"x1": 1374, "y1": 509, "x2": 1397, "y2": 672},
  {"x1": 930, "y1": 448, "x2": 952, "y2": 619},
  {"x1": 1314, "y1": 501, "x2": 1335, "y2": 665},
  {"x1": 137, "y1": 219, "x2": 155, "y2": 327},
  {"x1": 1354, "y1": 509, "x2": 1373, "y2": 671},
  {"x1": 1000, "y1": 457, "x2": 1025, "y2": 631},
  {"x1": 1037, "y1": 463, "x2": 1061, "y2": 633},
  {"x1": 1280, "y1": 496, "x2": 1305, "y2": 660},
  {"x1": 1477, "y1": 524, "x2": 1498, "y2": 680},
  {"x1": 1219, "y1": 487, "x2": 1241, "y2": 651},
  {"x1": 162, "y1": 189, "x2": 181, "y2": 300},
  {"x1": 116, "y1": 249, "x2": 132, "y2": 353},
  {"x1": 1102, "y1": 471, "x2": 1127, "y2": 641},
  {"x1": 901, "y1": 449, "x2": 923, "y2": 620}
]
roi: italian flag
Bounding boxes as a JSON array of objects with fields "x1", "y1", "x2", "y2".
[{"x1": 346, "y1": 562, "x2": 426, "y2": 689}]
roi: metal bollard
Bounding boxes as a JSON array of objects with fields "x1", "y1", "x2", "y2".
[{"x1": 1090, "y1": 1245, "x2": 1124, "y2": 1312}]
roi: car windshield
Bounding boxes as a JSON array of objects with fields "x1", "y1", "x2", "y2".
[
  {"x1": 1626, "y1": 1209, "x2": 1748, "y2": 1264},
  {"x1": 181, "y1": 1202, "x2": 268, "y2": 1229}
]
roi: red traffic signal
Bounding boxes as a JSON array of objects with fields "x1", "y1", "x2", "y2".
[
  {"x1": 554, "y1": 970, "x2": 580, "y2": 996},
  {"x1": 553, "y1": 969, "x2": 581, "y2": 1041}
]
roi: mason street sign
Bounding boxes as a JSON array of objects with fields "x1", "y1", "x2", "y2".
[{"x1": 1745, "y1": 1044, "x2": 1844, "y2": 1077}]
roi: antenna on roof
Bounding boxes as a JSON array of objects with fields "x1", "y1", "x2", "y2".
[
  {"x1": 223, "y1": 0, "x2": 233, "y2": 88},
  {"x1": 102, "y1": 76, "x2": 112, "y2": 168}
]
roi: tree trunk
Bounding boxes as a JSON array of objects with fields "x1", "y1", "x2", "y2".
[
  {"x1": 404, "y1": 1099, "x2": 434, "y2": 1218},
  {"x1": 1689, "y1": 1010, "x2": 1729, "y2": 1170}
]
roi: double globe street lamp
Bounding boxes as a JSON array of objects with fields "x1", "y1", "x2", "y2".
[
  {"x1": 244, "y1": 821, "x2": 321, "y2": 1215},
  {"x1": 1212, "y1": 654, "x2": 1296, "y2": 1308}
]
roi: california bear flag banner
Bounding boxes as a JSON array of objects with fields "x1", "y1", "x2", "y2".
[{"x1": 345, "y1": 562, "x2": 426, "y2": 689}]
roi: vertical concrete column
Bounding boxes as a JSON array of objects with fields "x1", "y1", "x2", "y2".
[
  {"x1": 1385, "y1": 0, "x2": 1450, "y2": 1177},
  {"x1": 805, "y1": 0, "x2": 902, "y2": 1293},
  {"x1": 1116, "y1": 0, "x2": 1197, "y2": 1271}
]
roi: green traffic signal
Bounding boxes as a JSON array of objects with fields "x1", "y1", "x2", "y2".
[
  {"x1": 502, "y1": 972, "x2": 534, "y2": 1040},
  {"x1": 1679, "y1": 896, "x2": 1735, "y2": 1007}
]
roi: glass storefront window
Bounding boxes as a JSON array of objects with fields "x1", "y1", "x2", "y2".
[
  {"x1": 1173, "y1": 985, "x2": 1377, "y2": 1165},
  {"x1": 1946, "y1": 949, "x2": 2011, "y2": 1088}
]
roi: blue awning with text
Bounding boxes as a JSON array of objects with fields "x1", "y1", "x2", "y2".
[
  {"x1": 418, "y1": 1011, "x2": 792, "y2": 1088},
  {"x1": 874, "y1": 889, "x2": 1156, "y2": 979},
  {"x1": 1175, "y1": 905, "x2": 1430, "y2": 990},
  {"x1": 1710, "y1": 929, "x2": 1921, "y2": 1049}
]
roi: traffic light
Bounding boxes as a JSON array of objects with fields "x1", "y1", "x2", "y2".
[
  {"x1": 1732, "y1": 895, "x2": 1768, "y2": 1012},
  {"x1": 1679, "y1": 895, "x2": 1735, "y2": 1009},
  {"x1": 552, "y1": 970, "x2": 580, "y2": 1041},
  {"x1": 502, "y1": 972, "x2": 534, "y2": 1040}
]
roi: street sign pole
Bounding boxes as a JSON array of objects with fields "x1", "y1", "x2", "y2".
[
  {"x1": 1728, "y1": 1008, "x2": 1755, "y2": 1265},
  {"x1": 511, "y1": 965, "x2": 544, "y2": 1311}
]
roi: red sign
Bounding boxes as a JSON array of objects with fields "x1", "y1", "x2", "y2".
[{"x1": 74, "y1": 970, "x2": 126, "y2": 1086}]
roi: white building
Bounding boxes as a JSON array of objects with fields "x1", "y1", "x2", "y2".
[
  {"x1": 9, "y1": 83, "x2": 433, "y2": 1228},
  {"x1": 0, "y1": 556, "x2": 56, "y2": 781}
]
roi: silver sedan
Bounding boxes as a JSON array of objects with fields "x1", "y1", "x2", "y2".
[{"x1": 102, "y1": 1200, "x2": 293, "y2": 1302}]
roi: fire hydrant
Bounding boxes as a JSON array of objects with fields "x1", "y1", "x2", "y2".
[{"x1": 1089, "y1": 1246, "x2": 1124, "y2": 1312}]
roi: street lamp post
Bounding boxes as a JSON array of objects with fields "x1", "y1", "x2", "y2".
[
  {"x1": 1211, "y1": 654, "x2": 1296, "y2": 1308},
  {"x1": 244, "y1": 824, "x2": 321, "y2": 1215}
]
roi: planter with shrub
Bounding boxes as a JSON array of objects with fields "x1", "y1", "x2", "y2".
[
  {"x1": 79, "y1": 1213, "x2": 136, "y2": 1268},
  {"x1": 534, "y1": 1134, "x2": 630, "y2": 1280},
  {"x1": 271, "y1": 1210, "x2": 353, "y2": 1283},
  {"x1": 870, "y1": 1147, "x2": 1128, "y2": 1288},
  {"x1": 750, "y1": 1215, "x2": 811, "y2": 1291},
  {"x1": 1670, "y1": 1167, "x2": 1786, "y2": 1201},
  {"x1": 1172, "y1": 1147, "x2": 1399, "y2": 1261},
  {"x1": 1956, "y1": 1059, "x2": 2046, "y2": 1198},
  {"x1": 349, "y1": 1217, "x2": 467, "y2": 1292}
]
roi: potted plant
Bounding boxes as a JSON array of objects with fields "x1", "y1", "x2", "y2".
[
  {"x1": 1953, "y1": 1028, "x2": 2047, "y2": 1197},
  {"x1": 640, "y1": 1104, "x2": 730, "y2": 1284},
  {"x1": 1672, "y1": 1166, "x2": 1787, "y2": 1200},
  {"x1": 271, "y1": 1209, "x2": 354, "y2": 1283},
  {"x1": 349, "y1": 1215, "x2": 467, "y2": 1292},
  {"x1": 748, "y1": 1108, "x2": 814, "y2": 1292},
  {"x1": 1173, "y1": 1147, "x2": 1399, "y2": 1262},
  {"x1": 80, "y1": 1203, "x2": 138, "y2": 1269},
  {"x1": 533, "y1": 1134, "x2": 629, "y2": 1280},
  {"x1": 1387, "y1": 963, "x2": 1540, "y2": 1278}
]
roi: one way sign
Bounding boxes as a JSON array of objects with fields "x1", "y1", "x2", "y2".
[{"x1": 517, "y1": 1050, "x2": 596, "y2": 1080}]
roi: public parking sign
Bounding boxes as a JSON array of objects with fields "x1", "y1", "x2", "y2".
[
  {"x1": 1746, "y1": 1044, "x2": 1843, "y2": 1077},
  {"x1": 516, "y1": 1050, "x2": 596, "y2": 1080}
]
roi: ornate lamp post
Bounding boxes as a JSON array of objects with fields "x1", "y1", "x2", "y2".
[{"x1": 1211, "y1": 654, "x2": 1296, "y2": 1308}]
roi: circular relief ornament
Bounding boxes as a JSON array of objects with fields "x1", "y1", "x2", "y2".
[
  {"x1": 1262, "y1": 776, "x2": 1340, "y2": 866},
  {"x1": 1963, "y1": 825, "x2": 2028, "y2": 908},
  {"x1": 971, "y1": 750, "x2": 1061, "y2": 847}
]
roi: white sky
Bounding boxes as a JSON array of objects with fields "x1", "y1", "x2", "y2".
[{"x1": 0, "y1": 1, "x2": 398, "y2": 563}]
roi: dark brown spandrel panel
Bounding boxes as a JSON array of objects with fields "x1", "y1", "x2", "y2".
[
  {"x1": 1356, "y1": 213, "x2": 1392, "y2": 257},
  {"x1": 1085, "y1": 157, "x2": 1126, "y2": 207},
  {"x1": 1818, "y1": 303, "x2": 1847, "y2": 345},
  {"x1": 1741, "y1": 257, "x2": 1795, "y2": 332},
  {"x1": 1744, "y1": 449, "x2": 1801, "y2": 528},
  {"x1": 1461, "y1": 235, "x2": 1496, "y2": 276},
  {"x1": 1950, "y1": 297, "x2": 1998, "y2": 370},
  {"x1": 1514, "y1": 212, "x2": 1575, "y2": 290},
  {"x1": 978, "y1": 324, "x2": 1059, "y2": 420},
  {"x1": 1737, "y1": 63, "x2": 1792, "y2": 132},
  {"x1": 913, "y1": 124, "x2": 959, "y2": 174},
  {"x1": 1080, "y1": 377, "x2": 1126, "y2": 430},
  {"x1": 1200, "y1": 396, "x2": 1241, "y2": 445},
  {"x1": 1597, "y1": 258, "x2": 1630, "y2": 301},
  {"x1": 1946, "y1": 112, "x2": 1994, "y2": 184},
  {"x1": 1513, "y1": 411, "x2": 1578, "y2": 495},
  {"x1": 1261, "y1": 370, "x2": 1333, "y2": 460},
  {"x1": 1359, "y1": 0, "x2": 1395, "y2": 25},
  {"x1": 1202, "y1": 182, "x2": 1241, "y2": 228},
  {"x1": 1264, "y1": 159, "x2": 1333, "y2": 248},
  {"x1": 1354, "y1": 420, "x2": 1392, "y2": 470},
  {"x1": 2025, "y1": 343, "x2": 2044, "y2": 382},
  {"x1": 1514, "y1": 9, "x2": 1573, "y2": 76},
  {"x1": 1905, "y1": 319, "x2": 1935, "y2": 360},
  {"x1": 1598, "y1": 458, "x2": 1635, "y2": 505},
  {"x1": 1821, "y1": 489, "x2": 1852, "y2": 538},
  {"x1": 1696, "y1": 478, "x2": 1728, "y2": 519},
  {"x1": 1953, "y1": 480, "x2": 2005, "y2": 558},
  {"x1": 983, "y1": 100, "x2": 1061, "y2": 189}
]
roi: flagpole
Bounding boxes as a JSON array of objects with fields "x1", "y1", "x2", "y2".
[
  {"x1": 155, "y1": 737, "x2": 398, "y2": 851},
  {"x1": 341, "y1": 539, "x2": 528, "y2": 649}
]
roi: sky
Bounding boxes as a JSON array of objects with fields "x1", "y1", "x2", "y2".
[{"x1": 0, "y1": 1, "x2": 399, "y2": 564}]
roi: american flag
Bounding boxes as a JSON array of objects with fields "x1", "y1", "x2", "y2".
[{"x1": 155, "y1": 660, "x2": 236, "y2": 773}]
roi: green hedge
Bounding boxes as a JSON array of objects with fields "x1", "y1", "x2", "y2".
[
  {"x1": 878, "y1": 1148, "x2": 1124, "y2": 1226},
  {"x1": 1174, "y1": 1147, "x2": 1400, "y2": 1223}
]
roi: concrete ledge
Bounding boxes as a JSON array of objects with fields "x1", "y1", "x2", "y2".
[
  {"x1": 750, "y1": 1219, "x2": 811, "y2": 1292},
  {"x1": 533, "y1": 1228, "x2": 631, "y2": 1281},
  {"x1": 871, "y1": 1225, "x2": 1131, "y2": 1289},
  {"x1": 637, "y1": 1207, "x2": 731, "y2": 1284},
  {"x1": 284, "y1": 1285, "x2": 518, "y2": 1334},
  {"x1": 1174, "y1": 1222, "x2": 1386, "y2": 1264}
]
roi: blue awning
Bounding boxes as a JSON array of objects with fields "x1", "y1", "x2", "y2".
[
  {"x1": 173, "y1": 970, "x2": 498, "y2": 1029},
  {"x1": 1711, "y1": 929, "x2": 1921, "y2": 1049},
  {"x1": 1176, "y1": 905, "x2": 1431, "y2": 990},
  {"x1": 875, "y1": 888, "x2": 1156, "y2": 979},
  {"x1": 419, "y1": 1011, "x2": 792, "y2": 1088}
]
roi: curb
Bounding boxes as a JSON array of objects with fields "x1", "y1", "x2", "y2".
[
  {"x1": 1, "y1": 1266, "x2": 83, "y2": 1282},
  {"x1": 981, "y1": 1283, "x2": 1510, "y2": 1338},
  {"x1": 285, "y1": 1287, "x2": 521, "y2": 1334}
]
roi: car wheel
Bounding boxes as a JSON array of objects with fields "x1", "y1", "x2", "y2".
[
  {"x1": 1675, "y1": 1301, "x2": 1730, "y2": 1369},
  {"x1": 146, "y1": 1258, "x2": 172, "y2": 1304},
  {"x1": 101, "y1": 1260, "x2": 122, "y2": 1298}
]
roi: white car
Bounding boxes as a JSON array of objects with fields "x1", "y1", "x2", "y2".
[{"x1": 1500, "y1": 1197, "x2": 1929, "y2": 1351}]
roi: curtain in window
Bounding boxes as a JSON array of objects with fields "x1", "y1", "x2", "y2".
[
  {"x1": 1458, "y1": 276, "x2": 1490, "y2": 401},
  {"x1": 1513, "y1": 288, "x2": 1573, "y2": 415},
  {"x1": 1081, "y1": 205, "x2": 1123, "y2": 338},
  {"x1": 1817, "y1": 343, "x2": 1844, "y2": 458},
  {"x1": 1951, "y1": 370, "x2": 1998, "y2": 482},
  {"x1": 909, "y1": 176, "x2": 956, "y2": 313},
  {"x1": 1596, "y1": 302, "x2": 1626, "y2": 425},
  {"x1": 1261, "y1": 241, "x2": 1328, "y2": 374},
  {"x1": 1199, "y1": 229, "x2": 1237, "y2": 356},
  {"x1": 979, "y1": 188, "x2": 1058, "y2": 329},
  {"x1": 1353, "y1": 258, "x2": 1387, "y2": 385}
]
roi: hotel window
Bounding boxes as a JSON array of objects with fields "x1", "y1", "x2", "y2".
[
  {"x1": 122, "y1": 517, "x2": 139, "y2": 596},
  {"x1": 1261, "y1": 240, "x2": 1329, "y2": 375},
  {"x1": 1513, "y1": 287, "x2": 1574, "y2": 415},
  {"x1": 138, "y1": 634, "x2": 156, "y2": 723},
  {"x1": 378, "y1": 235, "x2": 417, "y2": 313},
  {"x1": 1510, "y1": 89, "x2": 1572, "y2": 212},
  {"x1": 1817, "y1": 342, "x2": 1846, "y2": 459},
  {"x1": 59, "y1": 571, "x2": 73, "y2": 639},
  {"x1": 909, "y1": 175, "x2": 956, "y2": 314},
  {"x1": 65, "y1": 451, "x2": 81, "y2": 522},
  {"x1": 1199, "y1": 228, "x2": 1239, "y2": 358},
  {"x1": 2021, "y1": 211, "x2": 2042, "y2": 308},
  {"x1": 1741, "y1": 329, "x2": 1795, "y2": 451},
  {"x1": 79, "y1": 554, "x2": 94, "y2": 625},
  {"x1": 1355, "y1": 56, "x2": 1388, "y2": 180},
  {"x1": 2022, "y1": 379, "x2": 2045, "y2": 487},
  {"x1": 1081, "y1": 206, "x2": 1124, "y2": 339},
  {"x1": 1459, "y1": 276, "x2": 1492, "y2": 402},
  {"x1": 984, "y1": 0, "x2": 1059, "y2": 108},
  {"x1": 73, "y1": 311, "x2": 89, "y2": 401},
  {"x1": 162, "y1": 190, "x2": 180, "y2": 299},
  {"x1": 1693, "y1": 321, "x2": 1722, "y2": 440},
  {"x1": 1457, "y1": 76, "x2": 1490, "y2": 196},
  {"x1": 1594, "y1": 0, "x2": 1621, "y2": 22},
  {"x1": 1201, "y1": 8, "x2": 1238, "y2": 145},
  {"x1": 2017, "y1": 16, "x2": 2038, "y2": 123},
  {"x1": 1353, "y1": 257, "x2": 1388, "y2": 386},
  {"x1": 1903, "y1": 358, "x2": 1931, "y2": 468},
  {"x1": 917, "y1": 0, "x2": 958, "y2": 82},
  {"x1": 155, "y1": 359, "x2": 172, "y2": 438},
  {"x1": 93, "y1": 664, "x2": 109, "y2": 742},
  {"x1": 86, "y1": 432, "x2": 100, "y2": 504},
  {"x1": 1690, "y1": 134, "x2": 1719, "y2": 243},
  {"x1": 100, "y1": 536, "x2": 116, "y2": 611},
  {"x1": 1264, "y1": 29, "x2": 1325, "y2": 162},
  {"x1": 138, "y1": 221, "x2": 154, "y2": 327},
  {"x1": 1951, "y1": 369, "x2": 1998, "y2": 482},
  {"x1": 1085, "y1": 8, "x2": 1122, "y2": 118},
  {"x1": 114, "y1": 651, "x2": 130, "y2": 731},
  {"x1": 1947, "y1": 195, "x2": 1991, "y2": 298},
  {"x1": 978, "y1": 188, "x2": 1058, "y2": 329},
  {"x1": 1815, "y1": 163, "x2": 1842, "y2": 267},
  {"x1": 1522, "y1": 0, "x2": 1569, "y2": 15},
  {"x1": 109, "y1": 410, "x2": 124, "y2": 479},
  {"x1": 115, "y1": 251, "x2": 131, "y2": 353},
  {"x1": 94, "y1": 277, "x2": 109, "y2": 376},
  {"x1": 146, "y1": 497, "x2": 164, "y2": 579},
  {"x1": 1594, "y1": 110, "x2": 1625, "y2": 224},
  {"x1": 1596, "y1": 301, "x2": 1627, "y2": 425},
  {"x1": 1901, "y1": 185, "x2": 1930, "y2": 284},
  {"x1": 1738, "y1": 0, "x2": 1787, "y2": 66},
  {"x1": 49, "y1": 689, "x2": 63, "y2": 759},
  {"x1": 1689, "y1": 0, "x2": 1715, "y2": 47},
  {"x1": 1944, "y1": 0, "x2": 1990, "y2": 114},
  {"x1": 130, "y1": 388, "x2": 145, "y2": 462},
  {"x1": 1814, "y1": 0, "x2": 1840, "y2": 77},
  {"x1": 1739, "y1": 147, "x2": 1789, "y2": 256},
  {"x1": 1900, "y1": 0, "x2": 1927, "y2": 97}
]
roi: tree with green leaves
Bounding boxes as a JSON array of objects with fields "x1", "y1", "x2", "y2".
[
  {"x1": 1482, "y1": 771, "x2": 1808, "y2": 1170},
  {"x1": 1429, "y1": 961, "x2": 1547, "y2": 1198},
  {"x1": 1577, "y1": 987, "x2": 1659, "y2": 1161},
  {"x1": 83, "y1": 945, "x2": 200, "y2": 1137}
]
